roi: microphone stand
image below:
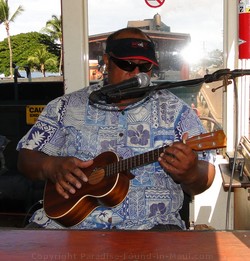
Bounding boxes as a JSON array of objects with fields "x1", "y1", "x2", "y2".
[
  {"x1": 89, "y1": 68, "x2": 250, "y2": 106},
  {"x1": 105, "y1": 78, "x2": 205, "y2": 103}
]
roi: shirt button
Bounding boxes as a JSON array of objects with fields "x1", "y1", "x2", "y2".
[{"x1": 119, "y1": 133, "x2": 124, "y2": 137}]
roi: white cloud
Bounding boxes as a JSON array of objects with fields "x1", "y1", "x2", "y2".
[
  {"x1": 0, "y1": 0, "x2": 61, "y2": 41},
  {"x1": 88, "y1": 0, "x2": 156, "y2": 35}
]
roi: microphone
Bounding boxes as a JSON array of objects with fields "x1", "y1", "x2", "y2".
[{"x1": 89, "y1": 73, "x2": 150, "y2": 103}]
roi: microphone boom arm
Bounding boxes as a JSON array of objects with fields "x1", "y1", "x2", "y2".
[{"x1": 89, "y1": 68, "x2": 250, "y2": 105}]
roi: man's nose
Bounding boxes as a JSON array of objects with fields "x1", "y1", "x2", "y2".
[{"x1": 130, "y1": 65, "x2": 141, "y2": 75}]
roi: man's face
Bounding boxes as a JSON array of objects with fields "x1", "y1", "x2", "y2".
[{"x1": 103, "y1": 32, "x2": 153, "y2": 85}]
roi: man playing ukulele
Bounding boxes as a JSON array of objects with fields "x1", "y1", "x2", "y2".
[{"x1": 17, "y1": 28, "x2": 216, "y2": 230}]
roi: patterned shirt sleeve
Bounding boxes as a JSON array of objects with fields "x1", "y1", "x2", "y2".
[{"x1": 16, "y1": 95, "x2": 67, "y2": 155}]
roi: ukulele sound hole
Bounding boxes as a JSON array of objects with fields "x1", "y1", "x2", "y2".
[{"x1": 88, "y1": 168, "x2": 105, "y2": 185}]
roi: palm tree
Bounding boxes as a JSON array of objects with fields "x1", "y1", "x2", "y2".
[
  {"x1": 41, "y1": 15, "x2": 62, "y2": 75},
  {"x1": 27, "y1": 46, "x2": 57, "y2": 77},
  {"x1": 0, "y1": 0, "x2": 4, "y2": 24},
  {"x1": 0, "y1": 0, "x2": 24, "y2": 78}
]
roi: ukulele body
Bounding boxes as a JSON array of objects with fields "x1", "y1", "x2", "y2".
[{"x1": 44, "y1": 151, "x2": 131, "y2": 227}]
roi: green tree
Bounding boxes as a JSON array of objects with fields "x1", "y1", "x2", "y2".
[
  {"x1": 27, "y1": 46, "x2": 57, "y2": 77},
  {"x1": 41, "y1": 15, "x2": 62, "y2": 75},
  {"x1": 0, "y1": 32, "x2": 60, "y2": 76},
  {"x1": 0, "y1": 0, "x2": 24, "y2": 78}
]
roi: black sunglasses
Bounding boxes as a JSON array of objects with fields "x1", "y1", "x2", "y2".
[{"x1": 109, "y1": 56, "x2": 153, "y2": 72}]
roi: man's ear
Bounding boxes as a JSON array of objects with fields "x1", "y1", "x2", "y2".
[{"x1": 103, "y1": 54, "x2": 109, "y2": 69}]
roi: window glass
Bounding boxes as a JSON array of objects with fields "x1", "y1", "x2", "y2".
[
  {"x1": 88, "y1": 1, "x2": 223, "y2": 79},
  {"x1": 88, "y1": 0, "x2": 224, "y2": 129}
]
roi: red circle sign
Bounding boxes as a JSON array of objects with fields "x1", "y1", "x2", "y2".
[{"x1": 145, "y1": 0, "x2": 165, "y2": 8}]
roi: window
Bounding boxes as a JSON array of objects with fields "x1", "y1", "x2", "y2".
[{"x1": 88, "y1": 0, "x2": 224, "y2": 130}]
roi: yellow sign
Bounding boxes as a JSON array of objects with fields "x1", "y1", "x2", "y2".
[{"x1": 26, "y1": 105, "x2": 45, "y2": 125}]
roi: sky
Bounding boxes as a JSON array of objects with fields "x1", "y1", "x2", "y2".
[
  {"x1": 0, "y1": 0, "x2": 61, "y2": 40},
  {"x1": 0, "y1": 0, "x2": 223, "y2": 59}
]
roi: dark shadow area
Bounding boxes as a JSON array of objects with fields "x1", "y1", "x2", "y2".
[
  {"x1": 232, "y1": 231, "x2": 250, "y2": 248},
  {"x1": 0, "y1": 80, "x2": 64, "y2": 227}
]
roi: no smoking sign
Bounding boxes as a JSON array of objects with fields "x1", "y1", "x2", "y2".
[{"x1": 145, "y1": 0, "x2": 165, "y2": 8}]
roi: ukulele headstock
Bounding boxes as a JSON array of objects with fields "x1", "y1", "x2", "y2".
[{"x1": 186, "y1": 130, "x2": 227, "y2": 151}]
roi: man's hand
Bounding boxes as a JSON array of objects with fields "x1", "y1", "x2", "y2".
[
  {"x1": 158, "y1": 140, "x2": 198, "y2": 185},
  {"x1": 44, "y1": 156, "x2": 94, "y2": 199},
  {"x1": 158, "y1": 133, "x2": 215, "y2": 195},
  {"x1": 17, "y1": 149, "x2": 94, "y2": 199}
]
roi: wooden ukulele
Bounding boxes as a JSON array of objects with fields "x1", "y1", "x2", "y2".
[{"x1": 43, "y1": 130, "x2": 226, "y2": 227}]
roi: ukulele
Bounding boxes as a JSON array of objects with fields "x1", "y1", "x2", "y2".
[{"x1": 43, "y1": 130, "x2": 226, "y2": 227}]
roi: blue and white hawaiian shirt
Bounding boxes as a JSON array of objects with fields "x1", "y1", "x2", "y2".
[{"x1": 17, "y1": 83, "x2": 215, "y2": 230}]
